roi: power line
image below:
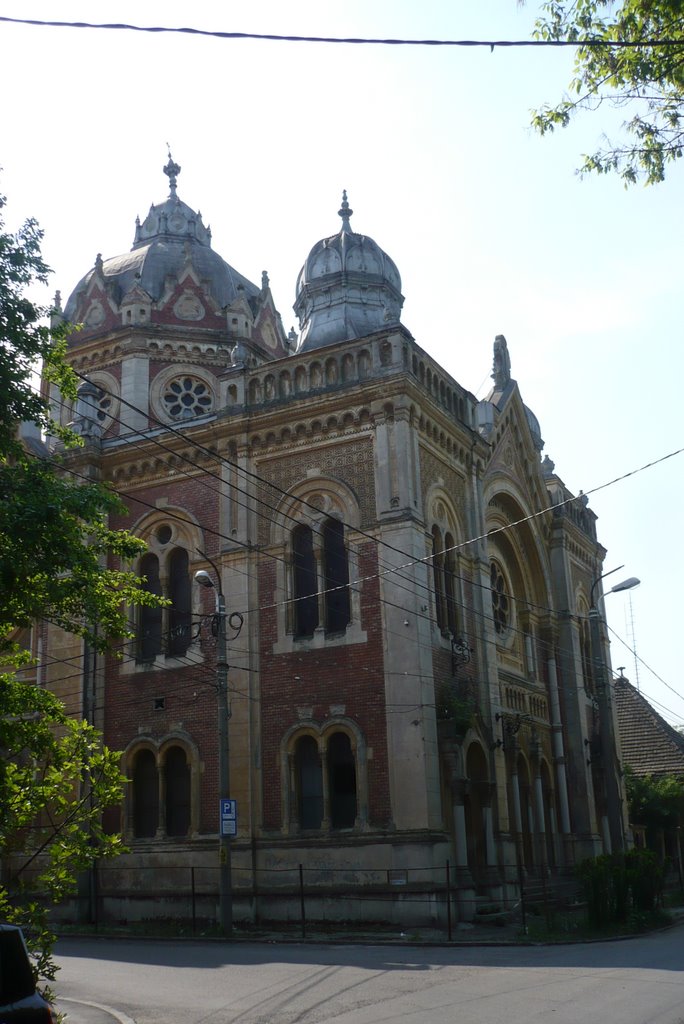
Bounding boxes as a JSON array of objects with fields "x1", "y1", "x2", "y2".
[
  {"x1": 40, "y1": 376, "x2": 684, "y2": 704},
  {"x1": 66, "y1": 368, "x2": 684, "y2": 625},
  {"x1": 1, "y1": 15, "x2": 682, "y2": 49}
]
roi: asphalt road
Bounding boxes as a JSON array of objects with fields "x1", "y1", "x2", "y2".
[{"x1": 54, "y1": 926, "x2": 684, "y2": 1024}]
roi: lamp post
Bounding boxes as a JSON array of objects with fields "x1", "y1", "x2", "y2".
[
  {"x1": 589, "y1": 565, "x2": 640, "y2": 854},
  {"x1": 194, "y1": 562, "x2": 232, "y2": 935}
]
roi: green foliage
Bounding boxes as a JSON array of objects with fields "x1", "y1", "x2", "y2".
[
  {"x1": 531, "y1": 1, "x2": 684, "y2": 185},
  {"x1": 0, "y1": 671, "x2": 127, "y2": 985},
  {"x1": 624, "y1": 766, "x2": 684, "y2": 834},
  {"x1": 0, "y1": 457, "x2": 159, "y2": 654},
  {"x1": 436, "y1": 684, "x2": 476, "y2": 735},
  {"x1": 577, "y1": 848, "x2": 664, "y2": 926},
  {"x1": 0, "y1": 187, "x2": 162, "y2": 983}
]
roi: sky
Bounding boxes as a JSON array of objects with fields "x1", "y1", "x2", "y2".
[{"x1": 1, "y1": 2, "x2": 682, "y2": 726}]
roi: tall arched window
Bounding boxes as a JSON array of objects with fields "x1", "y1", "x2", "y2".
[
  {"x1": 443, "y1": 532, "x2": 458, "y2": 636},
  {"x1": 138, "y1": 554, "x2": 163, "y2": 661},
  {"x1": 133, "y1": 749, "x2": 158, "y2": 838},
  {"x1": 432, "y1": 527, "x2": 459, "y2": 635},
  {"x1": 165, "y1": 746, "x2": 191, "y2": 837},
  {"x1": 295, "y1": 735, "x2": 323, "y2": 829},
  {"x1": 168, "y1": 548, "x2": 191, "y2": 656},
  {"x1": 328, "y1": 732, "x2": 357, "y2": 829},
  {"x1": 432, "y1": 526, "x2": 446, "y2": 631},
  {"x1": 293, "y1": 526, "x2": 319, "y2": 637},
  {"x1": 323, "y1": 518, "x2": 350, "y2": 633},
  {"x1": 580, "y1": 617, "x2": 595, "y2": 695}
]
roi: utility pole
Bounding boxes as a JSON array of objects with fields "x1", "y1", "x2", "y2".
[
  {"x1": 195, "y1": 558, "x2": 236, "y2": 936},
  {"x1": 589, "y1": 566, "x2": 640, "y2": 854},
  {"x1": 215, "y1": 586, "x2": 232, "y2": 935}
]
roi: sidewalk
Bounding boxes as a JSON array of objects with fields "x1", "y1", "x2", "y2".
[{"x1": 57, "y1": 999, "x2": 135, "y2": 1024}]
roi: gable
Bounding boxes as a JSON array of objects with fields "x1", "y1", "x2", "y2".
[{"x1": 615, "y1": 678, "x2": 684, "y2": 778}]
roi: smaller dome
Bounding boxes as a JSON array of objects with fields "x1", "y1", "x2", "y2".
[
  {"x1": 524, "y1": 404, "x2": 544, "y2": 453},
  {"x1": 294, "y1": 192, "x2": 404, "y2": 351}
]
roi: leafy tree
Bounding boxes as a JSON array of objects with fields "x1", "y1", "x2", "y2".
[
  {"x1": 531, "y1": 1, "x2": 684, "y2": 185},
  {"x1": 0, "y1": 677, "x2": 126, "y2": 988},
  {"x1": 0, "y1": 189, "x2": 160, "y2": 986},
  {"x1": 624, "y1": 766, "x2": 684, "y2": 836}
]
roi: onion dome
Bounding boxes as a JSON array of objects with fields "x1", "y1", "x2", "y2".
[
  {"x1": 64, "y1": 155, "x2": 259, "y2": 327},
  {"x1": 293, "y1": 192, "x2": 404, "y2": 352},
  {"x1": 524, "y1": 404, "x2": 544, "y2": 453}
]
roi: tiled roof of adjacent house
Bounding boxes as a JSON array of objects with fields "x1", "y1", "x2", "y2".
[{"x1": 614, "y1": 676, "x2": 684, "y2": 778}]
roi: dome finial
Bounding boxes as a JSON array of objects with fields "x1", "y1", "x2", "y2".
[
  {"x1": 164, "y1": 145, "x2": 181, "y2": 196},
  {"x1": 338, "y1": 190, "x2": 353, "y2": 233}
]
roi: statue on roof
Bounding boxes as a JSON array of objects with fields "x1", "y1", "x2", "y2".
[{"x1": 492, "y1": 334, "x2": 511, "y2": 389}]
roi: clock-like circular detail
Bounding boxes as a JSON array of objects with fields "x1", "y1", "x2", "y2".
[{"x1": 162, "y1": 376, "x2": 213, "y2": 420}]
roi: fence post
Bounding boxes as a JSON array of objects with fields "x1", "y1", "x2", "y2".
[
  {"x1": 517, "y1": 857, "x2": 527, "y2": 934},
  {"x1": 191, "y1": 866, "x2": 196, "y2": 935},
  {"x1": 446, "y1": 860, "x2": 452, "y2": 941},
  {"x1": 93, "y1": 860, "x2": 99, "y2": 932},
  {"x1": 299, "y1": 864, "x2": 306, "y2": 940}
]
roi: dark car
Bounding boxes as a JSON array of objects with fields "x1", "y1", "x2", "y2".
[{"x1": 0, "y1": 924, "x2": 56, "y2": 1024}]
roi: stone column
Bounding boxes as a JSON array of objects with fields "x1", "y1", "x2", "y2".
[
  {"x1": 320, "y1": 741, "x2": 330, "y2": 830},
  {"x1": 157, "y1": 760, "x2": 167, "y2": 839}
]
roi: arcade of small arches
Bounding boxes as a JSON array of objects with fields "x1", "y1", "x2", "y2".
[{"x1": 410, "y1": 352, "x2": 472, "y2": 427}]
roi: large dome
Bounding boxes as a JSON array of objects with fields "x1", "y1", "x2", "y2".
[
  {"x1": 64, "y1": 157, "x2": 259, "y2": 327},
  {"x1": 293, "y1": 193, "x2": 404, "y2": 352}
]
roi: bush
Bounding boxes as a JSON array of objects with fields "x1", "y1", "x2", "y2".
[{"x1": 577, "y1": 849, "x2": 664, "y2": 928}]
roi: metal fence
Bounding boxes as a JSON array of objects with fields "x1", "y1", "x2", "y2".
[{"x1": 59, "y1": 860, "x2": 588, "y2": 941}]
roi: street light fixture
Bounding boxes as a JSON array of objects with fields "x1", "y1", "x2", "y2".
[
  {"x1": 194, "y1": 557, "x2": 232, "y2": 935},
  {"x1": 589, "y1": 565, "x2": 640, "y2": 854}
]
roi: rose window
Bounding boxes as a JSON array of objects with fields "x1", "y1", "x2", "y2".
[
  {"x1": 162, "y1": 376, "x2": 213, "y2": 420},
  {"x1": 490, "y1": 561, "x2": 509, "y2": 634}
]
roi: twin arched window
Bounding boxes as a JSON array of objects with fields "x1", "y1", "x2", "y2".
[
  {"x1": 294, "y1": 731, "x2": 357, "y2": 830},
  {"x1": 138, "y1": 547, "x2": 192, "y2": 660},
  {"x1": 292, "y1": 518, "x2": 350, "y2": 637},
  {"x1": 131, "y1": 744, "x2": 191, "y2": 839},
  {"x1": 432, "y1": 526, "x2": 458, "y2": 635}
]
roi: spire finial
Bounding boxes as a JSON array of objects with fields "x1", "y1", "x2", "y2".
[
  {"x1": 164, "y1": 145, "x2": 181, "y2": 196},
  {"x1": 338, "y1": 189, "x2": 353, "y2": 232}
]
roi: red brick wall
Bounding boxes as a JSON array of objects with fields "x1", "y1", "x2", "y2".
[{"x1": 258, "y1": 541, "x2": 391, "y2": 830}]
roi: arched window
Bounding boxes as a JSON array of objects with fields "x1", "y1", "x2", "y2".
[
  {"x1": 165, "y1": 746, "x2": 191, "y2": 837},
  {"x1": 168, "y1": 548, "x2": 191, "y2": 656},
  {"x1": 580, "y1": 617, "x2": 595, "y2": 695},
  {"x1": 323, "y1": 518, "x2": 350, "y2": 633},
  {"x1": 138, "y1": 554, "x2": 162, "y2": 661},
  {"x1": 443, "y1": 532, "x2": 458, "y2": 636},
  {"x1": 432, "y1": 527, "x2": 459, "y2": 636},
  {"x1": 133, "y1": 749, "x2": 158, "y2": 838},
  {"x1": 293, "y1": 526, "x2": 319, "y2": 637},
  {"x1": 432, "y1": 526, "x2": 446, "y2": 631},
  {"x1": 328, "y1": 732, "x2": 357, "y2": 829},
  {"x1": 295, "y1": 735, "x2": 323, "y2": 829}
]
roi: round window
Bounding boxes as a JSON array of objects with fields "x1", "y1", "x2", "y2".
[
  {"x1": 162, "y1": 376, "x2": 213, "y2": 420},
  {"x1": 156, "y1": 524, "x2": 172, "y2": 545},
  {"x1": 95, "y1": 388, "x2": 112, "y2": 422}
]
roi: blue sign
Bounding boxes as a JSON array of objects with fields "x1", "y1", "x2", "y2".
[{"x1": 220, "y1": 798, "x2": 237, "y2": 837}]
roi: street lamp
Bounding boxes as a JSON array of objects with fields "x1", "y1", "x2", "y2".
[
  {"x1": 194, "y1": 560, "x2": 232, "y2": 935},
  {"x1": 589, "y1": 565, "x2": 640, "y2": 854}
]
